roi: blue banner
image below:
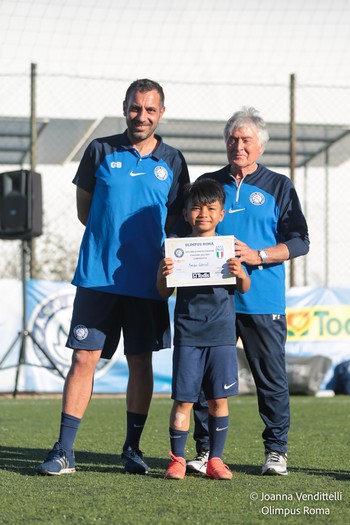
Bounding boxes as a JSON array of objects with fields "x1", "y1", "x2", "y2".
[{"x1": 1, "y1": 280, "x2": 350, "y2": 393}]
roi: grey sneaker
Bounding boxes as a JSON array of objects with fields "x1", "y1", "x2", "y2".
[
  {"x1": 262, "y1": 451, "x2": 288, "y2": 476},
  {"x1": 186, "y1": 450, "x2": 209, "y2": 474},
  {"x1": 36, "y1": 442, "x2": 76, "y2": 476},
  {"x1": 121, "y1": 446, "x2": 149, "y2": 474}
]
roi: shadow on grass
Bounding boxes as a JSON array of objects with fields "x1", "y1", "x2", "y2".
[
  {"x1": 0, "y1": 446, "x2": 125, "y2": 476},
  {"x1": 232, "y1": 463, "x2": 350, "y2": 481},
  {"x1": 287, "y1": 466, "x2": 350, "y2": 481},
  {"x1": 1, "y1": 446, "x2": 349, "y2": 481}
]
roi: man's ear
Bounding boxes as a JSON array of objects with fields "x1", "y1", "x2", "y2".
[
  {"x1": 122, "y1": 100, "x2": 127, "y2": 116},
  {"x1": 219, "y1": 209, "x2": 226, "y2": 222},
  {"x1": 183, "y1": 208, "x2": 188, "y2": 223}
]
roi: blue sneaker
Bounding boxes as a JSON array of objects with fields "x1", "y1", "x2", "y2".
[
  {"x1": 121, "y1": 446, "x2": 149, "y2": 474},
  {"x1": 36, "y1": 442, "x2": 76, "y2": 476}
]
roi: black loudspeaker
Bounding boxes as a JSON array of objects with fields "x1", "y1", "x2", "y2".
[{"x1": 0, "y1": 170, "x2": 43, "y2": 240}]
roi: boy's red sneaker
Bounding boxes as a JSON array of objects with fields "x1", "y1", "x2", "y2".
[
  {"x1": 206, "y1": 457, "x2": 232, "y2": 479},
  {"x1": 165, "y1": 452, "x2": 186, "y2": 479}
]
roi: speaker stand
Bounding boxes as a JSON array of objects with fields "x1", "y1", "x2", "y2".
[{"x1": 0, "y1": 240, "x2": 66, "y2": 397}]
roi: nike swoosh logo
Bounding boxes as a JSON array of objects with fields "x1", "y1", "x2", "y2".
[
  {"x1": 228, "y1": 208, "x2": 245, "y2": 214},
  {"x1": 169, "y1": 435, "x2": 182, "y2": 439},
  {"x1": 224, "y1": 381, "x2": 236, "y2": 390},
  {"x1": 130, "y1": 171, "x2": 146, "y2": 177},
  {"x1": 216, "y1": 426, "x2": 229, "y2": 432},
  {"x1": 133, "y1": 424, "x2": 144, "y2": 428}
]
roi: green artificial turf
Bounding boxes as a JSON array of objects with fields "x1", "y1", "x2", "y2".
[{"x1": 0, "y1": 395, "x2": 349, "y2": 524}]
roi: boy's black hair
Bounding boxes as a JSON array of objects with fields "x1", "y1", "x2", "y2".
[{"x1": 183, "y1": 178, "x2": 225, "y2": 208}]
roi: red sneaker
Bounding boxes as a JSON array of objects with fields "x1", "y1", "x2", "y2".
[
  {"x1": 206, "y1": 457, "x2": 232, "y2": 479},
  {"x1": 165, "y1": 452, "x2": 186, "y2": 479}
]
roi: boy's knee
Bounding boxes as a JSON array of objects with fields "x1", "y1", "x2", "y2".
[{"x1": 208, "y1": 398, "x2": 227, "y2": 414}]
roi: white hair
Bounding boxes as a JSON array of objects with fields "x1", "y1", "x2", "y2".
[{"x1": 223, "y1": 106, "x2": 270, "y2": 146}]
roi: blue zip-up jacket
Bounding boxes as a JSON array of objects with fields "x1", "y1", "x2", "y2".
[{"x1": 200, "y1": 164, "x2": 310, "y2": 314}]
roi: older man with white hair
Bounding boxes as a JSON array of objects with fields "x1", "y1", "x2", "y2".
[{"x1": 188, "y1": 106, "x2": 310, "y2": 477}]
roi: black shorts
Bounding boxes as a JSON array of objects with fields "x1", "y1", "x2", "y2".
[{"x1": 66, "y1": 287, "x2": 171, "y2": 359}]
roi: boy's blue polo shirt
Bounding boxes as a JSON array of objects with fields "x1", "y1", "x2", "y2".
[{"x1": 174, "y1": 284, "x2": 236, "y2": 347}]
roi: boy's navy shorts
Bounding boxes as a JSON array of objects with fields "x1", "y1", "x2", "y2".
[
  {"x1": 172, "y1": 345, "x2": 238, "y2": 402},
  {"x1": 66, "y1": 286, "x2": 171, "y2": 359}
]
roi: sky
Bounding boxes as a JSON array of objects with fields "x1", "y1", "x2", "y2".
[
  {"x1": 0, "y1": 0, "x2": 350, "y2": 288},
  {"x1": 1, "y1": 0, "x2": 349, "y2": 85},
  {"x1": 1, "y1": 0, "x2": 350, "y2": 125}
]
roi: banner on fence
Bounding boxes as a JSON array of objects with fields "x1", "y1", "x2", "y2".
[{"x1": 1, "y1": 281, "x2": 350, "y2": 393}]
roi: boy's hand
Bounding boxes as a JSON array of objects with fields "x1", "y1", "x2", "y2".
[
  {"x1": 227, "y1": 257, "x2": 245, "y2": 279},
  {"x1": 158, "y1": 257, "x2": 174, "y2": 277}
]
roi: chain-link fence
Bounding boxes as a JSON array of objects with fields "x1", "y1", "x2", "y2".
[{"x1": 0, "y1": 71, "x2": 350, "y2": 287}]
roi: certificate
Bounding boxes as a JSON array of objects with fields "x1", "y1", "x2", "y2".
[{"x1": 164, "y1": 235, "x2": 236, "y2": 287}]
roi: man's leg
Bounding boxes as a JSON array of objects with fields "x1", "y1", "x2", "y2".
[
  {"x1": 125, "y1": 351, "x2": 153, "y2": 415},
  {"x1": 237, "y1": 313, "x2": 289, "y2": 476},
  {"x1": 121, "y1": 351, "x2": 153, "y2": 474},
  {"x1": 37, "y1": 349, "x2": 101, "y2": 476},
  {"x1": 63, "y1": 350, "x2": 102, "y2": 417},
  {"x1": 192, "y1": 388, "x2": 210, "y2": 454},
  {"x1": 186, "y1": 390, "x2": 210, "y2": 473},
  {"x1": 120, "y1": 296, "x2": 170, "y2": 474}
]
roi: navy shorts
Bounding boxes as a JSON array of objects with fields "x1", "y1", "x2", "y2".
[
  {"x1": 172, "y1": 345, "x2": 238, "y2": 402},
  {"x1": 66, "y1": 287, "x2": 171, "y2": 359}
]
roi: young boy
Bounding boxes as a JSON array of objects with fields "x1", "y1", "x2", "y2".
[{"x1": 157, "y1": 178, "x2": 250, "y2": 480}]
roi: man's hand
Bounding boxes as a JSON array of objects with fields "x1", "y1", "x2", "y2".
[
  {"x1": 234, "y1": 238, "x2": 261, "y2": 265},
  {"x1": 234, "y1": 238, "x2": 290, "y2": 265}
]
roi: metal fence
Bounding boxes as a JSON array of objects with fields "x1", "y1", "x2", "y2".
[{"x1": 0, "y1": 70, "x2": 350, "y2": 287}]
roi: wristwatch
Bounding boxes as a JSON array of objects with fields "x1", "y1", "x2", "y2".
[{"x1": 258, "y1": 250, "x2": 268, "y2": 264}]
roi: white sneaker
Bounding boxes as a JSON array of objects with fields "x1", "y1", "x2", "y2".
[
  {"x1": 262, "y1": 451, "x2": 288, "y2": 476},
  {"x1": 186, "y1": 450, "x2": 209, "y2": 474}
]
